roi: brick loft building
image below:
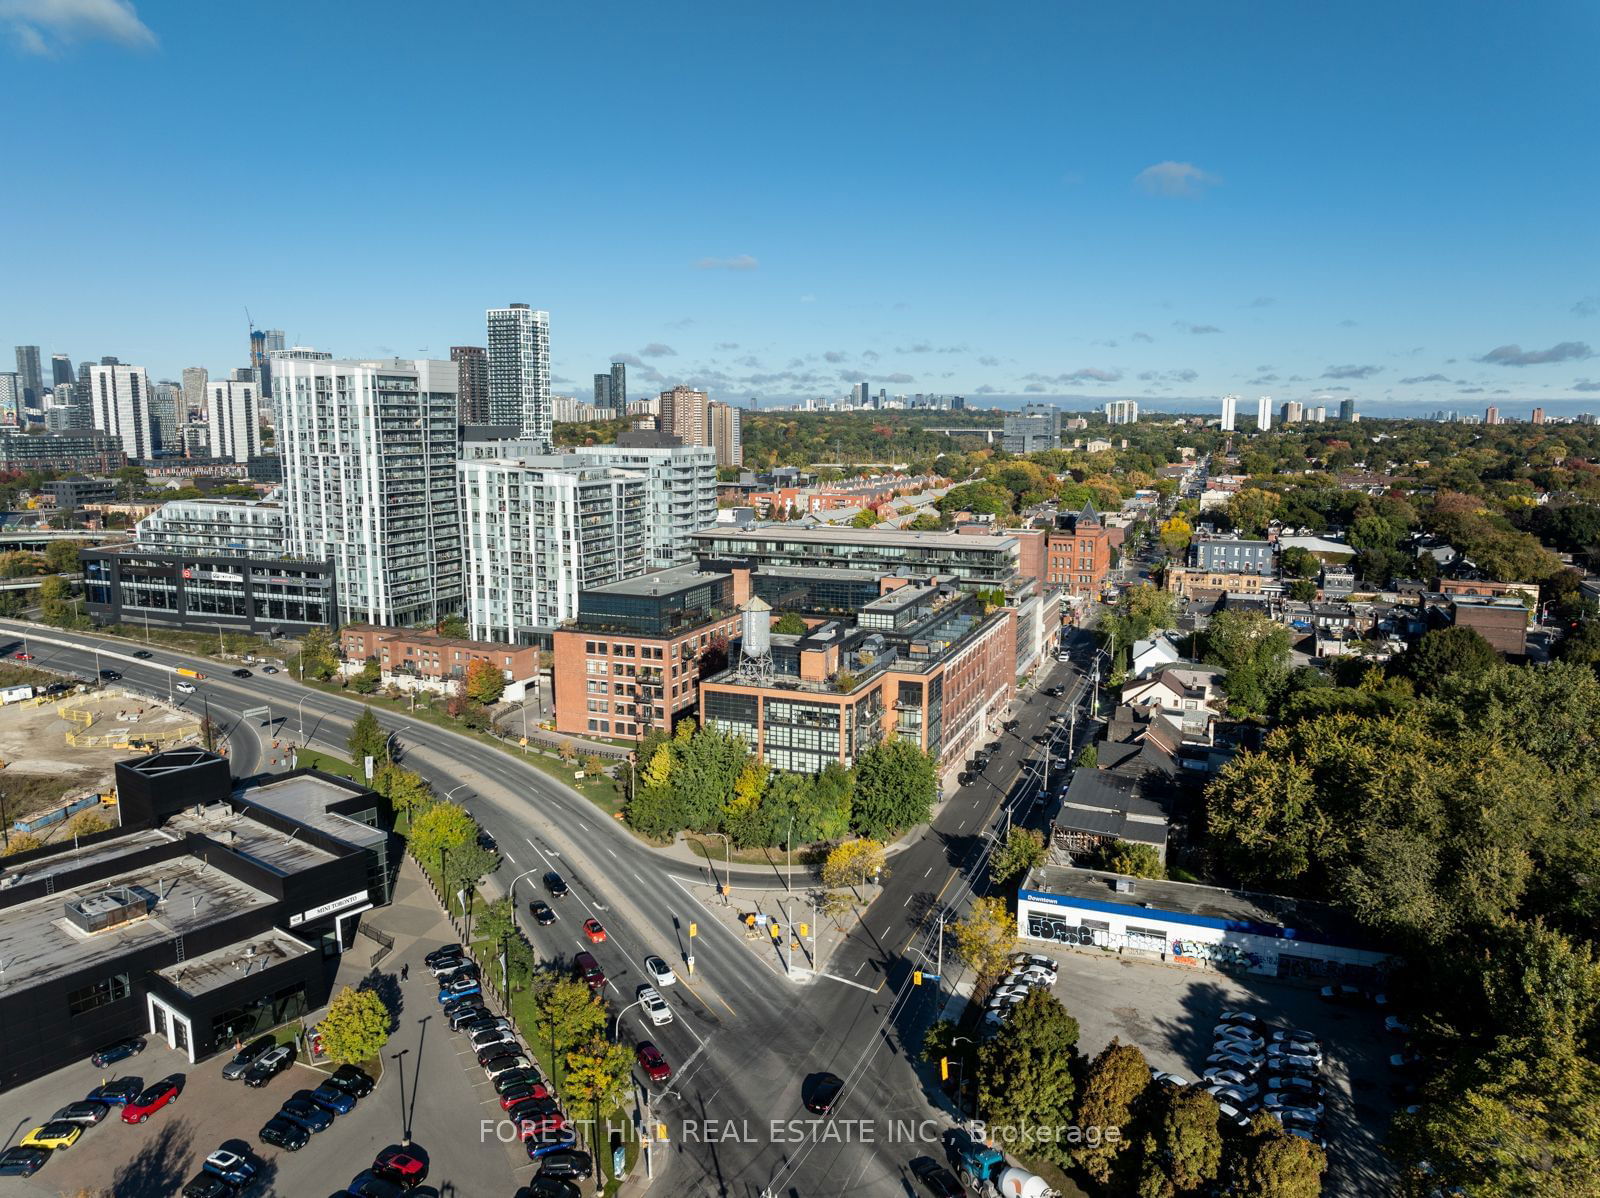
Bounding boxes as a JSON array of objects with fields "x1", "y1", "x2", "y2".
[
  {"x1": 1014, "y1": 502, "x2": 1114, "y2": 597},
  {"x1": 340, "y1": 625, "x2": 541, "y2": 696}
]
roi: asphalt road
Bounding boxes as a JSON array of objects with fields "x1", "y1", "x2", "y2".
[{"x1": 0, "y1": 618, "x2": 1089, "y2": 1197}]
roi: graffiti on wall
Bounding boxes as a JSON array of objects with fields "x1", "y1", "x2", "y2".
[
  {"x1": 1026, "y1": 911, "x2": 1267, "y2": 972},
  {"x1": 1170, "y1": 938, "x2": 1263, "y2": 971}
]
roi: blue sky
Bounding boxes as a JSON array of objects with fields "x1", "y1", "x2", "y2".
[{"x1": 2, "y1": 0, "x2": 1597, "y2": 411}]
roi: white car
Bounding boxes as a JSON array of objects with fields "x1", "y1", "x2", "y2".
[
  {"x1": 176, "y1": 681, "x2": 197, "y2": 694},
  {"x1": 1263, "y1": 1093, "x2": 1324, "y2": 1118},
  {"x1": 1001, "y1": 967, "x2": 1054, "y2": 988},
  {"x1": 639, "y1": 986, "x2": 673, "y2": 1026},
  {"x1": 1271, "y1": 1053, "x2": 1321, "y2": 1072},
  {"x1": 987, "y1": 985, "x2": 1033, "y2": 1005},
  {"x1": 645, "y1": 956, "x2": 677, "y2": 987},
  {"x1": 981, "y1": 1007, "x2": 1013, "y2": 1027},
  {"x1": 1206, "y1": 1052, "x2": 1261, "y2": 1074},
  {"x1": 1215, "y1": 1101, "x2": 1252, "y2": 1130},
  {"x1": 1201, "y1": 1070, "x2": 1259, "y2": 1099},
  {"x1": 1213, "y1": 1025, "x2": 1264, "y2": 1049},
  {"x1": 483, "y1": 1054, "x2": 531, "y2": 1081},
  {"x1": 469, "y1": 1028, "x2": 517, "y2": 1052},
  {"x1": 1219, "y1": 1011, "x2": 1265, "y2": 1028},
  {"x1": 1267, "y1": 1042, "x2": 1323, "y2": 1065},
  {"x1": 1008, "y1": 953, "x2": 1057, "y2": 975},
  {"x1": 1205, "y1": 1084, "x2": 1255, "y2": 1109}
]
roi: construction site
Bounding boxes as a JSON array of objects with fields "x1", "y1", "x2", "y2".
[{"x1": 0, "y1": 688, "x2": 199, "y2": 841}]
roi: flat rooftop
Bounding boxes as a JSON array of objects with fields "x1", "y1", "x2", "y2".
[
  {"x1": 0, "y1": 854, "x2": 275, "y2": 994},
  {"x1": 1023, "y1": 864, "x2": 1369, "y2": 948},
  {"x1": 155, "y1": 929, "x2": 316, "y2": 998},
  {"x1": 0, "y1": 827, "x2": 174, "y2": 890},
  {"x1": 237, "y1": 775, "x2": 386, "y2": 851},
  {"x1": 580, "y1": 563, "x2": 730, "y2": 597},
  {"x1": 691, "y1": 526, "x2": 1018, "y2": 551},
  {"x1": 166, "y1": 803, "x2": 343, "y2": 876}
]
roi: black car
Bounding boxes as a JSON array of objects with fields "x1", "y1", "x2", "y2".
[
  {"x1": 537, "y1": 1149, "x2": 593, "y2": 1180},
  {"x1": 476, "y1": 829, "x2": 498, "y2": 853},
  {"x1": 232, "y1": 668, "x2": 252, "y2": 678},
  {"x1": 345, "y1": 1171, "x2": 408, "y2": 1197},
  {"x1": 52, "y1": 1101, "x2": 109, "y2": 1125},
  {"x1": 803, "y1": 1072, "x2": 844, "y2": 1114},
  {"x1": 325, "y1": 1063, "x2": 375, "y2": 1098},
  {"x1": 258, "y1": 1116, "x2": 309, "y2": 1151},
  {"x1": 243, "y1": 1043, "x2": 295, "y2": 1087},
  {"x1": 278, "y1": 1096, "x2": 333, "y2": 1132},
  {"x1": 508, "y1": 1096, "x2": 561, "y2": 1123},
  {"x1": 957, "y1": 772, "x2": 974, "y2": 787},
  {"x1": 180, "y1": 1175, "x2": 236, "y2": 1198},
  {"x1": 493, "y1": 1068, "x2": 542, "y2": 1095},
  {"x1": 91, "y1": 1036, "x2": 146, "y2": 1067},
  {"x1": 530, "y1": 900, "x2": 556, "y2": 925},
  {"x1": 88, "y1": 1076, "x2": 144, "y2": 1106},
  {"x1": 910, "y1": 1155, "x2": 964, "y2": 1197},
  {"x1": 424, "y1": 943, "x2": 463, "y2": 967},
  {"x1": 99, "y1": 668, "x2": 122, "y2": 681},
  {"x1": 1044, "y1": 685, "x2": 1064, "y2": 697},
  {"x1": 525, "y1": 1178, "x2": 582, "y2": 1198},
  {"x1": 222, "y1": 1034, "x2": 279, "y2": 1080},
  {"x1": 543, "y1": 871, "x2": 569, "y2": 899},
  {"x1": 133, "y1": 649, "x2": 154, "y2": 659},
  {"x1": 0, "y1": 1147, "x2": 48, "y2": 1177}
]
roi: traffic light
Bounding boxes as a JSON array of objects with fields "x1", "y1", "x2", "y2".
[
  {"x1": 913, "y1": 970, "x2": 923, "y2": 986},
  {"x1": 940, "y1": 1056, "x2": 950, "y2": 1081}
]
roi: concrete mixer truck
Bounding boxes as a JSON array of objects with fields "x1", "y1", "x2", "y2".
[{"x1": 953, "y1": 1143, "x2": 1057, "y2": 1198}]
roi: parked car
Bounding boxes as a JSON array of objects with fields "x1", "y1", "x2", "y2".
[
  {"x1": 637, "y1": 1041, "x2": 672, "y2": 1083},
  {"x1": 1319, "y1": 983, "x2": 1372, "y2": 1005},
  {"x1": 90, "y1": 1036, "x2": 146, "y2": 1068},
  {"x1": 1268, "y1": 1052, "x2": 1321, "y2": 1072},
  {"x1": 471, "y1": 1027, "x2": 518, "y2": 1053},
  {"x1": 804, "y1": 1072, "x2": 844, "y2": 1114},
  {"x1": 574, "y1": 951, "x2": 605, "y2": 992},
  {"x1": 181, "y1": 1175, "x2": 234, "y2": 1198},
  {"x1": 428, "y1": 954, "x2": 468, "y2": 977},
  {"x1": 530, "y1": 900, "x2": 557, "y2": 925},
  {"x1": 1385, "y1": 1015, "x2": 1412, "y2": 1035},
  {"x1": 508, "y1": 1096, "x2": 561, "y2": 1123},
  {"x1": 543, "y1": 871, "x2": 569, "y2": 898},
  {"x1": 258, "y1": 1116, "x2": 310, "y2": 1151},
  {"x1": 121, "y1": 1075, "x2": 182, "y2": 1123},
  {"x1": 325, "y1": 1063, "x2": 375, "y2": 1098},
  {"x1": 438, "y1": 976, "x2": 481, "y2": 1003},
  {"x1": 525, "y1": 1177, "x2": 582, "y2": 1198},
  {"x1": 222, "y1": 1034, "x2": 279, "y2": 1080},
  {"x1": 20, "y1": 1121, "x2": 83, "y2": 1150},
  {"x1": 201, "y1": 1149, "x2": 258, "y2": 1185},
  {"x1": 493, "y1": 1068, "x2": 543, "y2": 1095},
  {"x1": 88, "y1": 1076, "x2": 143, "y2": 1106},
  {"x1": 425, "y1": 943, "x2": 464, "y2": 967},
  {"x1": 461, "y1": 1014, "x2": 512, "y2": 1036},
  {"x1": 484, "y1": 1054, "x2": 533, "y2": 1081},
  {"x1": 537, "y1": 1148, "x2": 594, "y2": 1180},
  {"x1": 1214, "y1": 1101, "x2": 1252, "y2": 1131},
  {"x1": 499, "y1": 1082, "x2": 552, "y2": 1110},
  {"x1": 987, "y1": 985, "x2": 1033, "y2": 1006},
  {"x1": 1263, "y1": 1093, "x2": 1325, "y2": 1118},
  {"x1": 51, "y1": 1101, "x2": 109, "y2": 1126},
  {"x1": 243, "y1": 1044, "x2": 295, "y2": 1087},
  {"x1": 304, "y1": 1084, "x2": 356, "y2": 1116},
  {"x1": 1200, "y1": 1070, "x2": 1259, "y2": 1099},
  {"x1": 1008, "y1": 953, "x2": 1058, "y2": 976},
  {"x1": 0, "y1": 1147, "x2": 49, "y2": 1177},
  {"x1": 524, "y1": 1128, "x2": 579, "y2": 1160},
  {"x1": 1001, "y1": 967, "x2": 1054, "y2": 988},
  {"x1": 1268, "y1": 1028, "x2": 1321, "y2": 1047},
  {"x1": 345, "y1": 1171, "x2": 410, "y2": 1197},
  {"x1": 372, "y1": 1146, "x2": 429, "y2": 1186},
  {"x1": 516, "y1": 1114, "x2": 570, "y2": 1139},
  {"x1": 1265, "y1": 1076, "x2": 1323, "y2": 1096},
  {"x1": 1150, "y1": 1071, "x2": 1191, "y2": 1088},
  {"x1": 1206, "y1": 1051, "x2": 1261, "y2": 1073},
  {"x1": 262, "y1": 665, "x2": 279, "y2": 674},
  {"x1": 910, "y1": 1155, "x2": 965, "y2": 1197},
  {"x1": 1267, "y1": 1042, "x2": 1323, "y2": 1066},
  {"x1": 1212, "y1": 1025, "x2": 1264, "y2": 1049},
  {"x1": 278, "y1": 1096, "x2": 333, "y2": 1133},
  {"x1": 1204, "y1": 1083, "x2": 1255, "y2": 1108},
  {"x1": 1219, "y1": 1011, "x2": 1265, "y2": 1028},
  {"x1": 479, "y1": 1041, "x2": 529, "y2": 1067},
  {"x1": 448, "y1": 1004, "x2": 491, "y2": 1031}
]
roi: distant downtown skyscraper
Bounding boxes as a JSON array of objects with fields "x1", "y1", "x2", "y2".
[
  {"x1": 451, "y1": 346, "x2": 489, "y2": 424},
  {"x1": 486, "y1": 303, "x2": 551, "y2": 447},
  {"x1": 182, "y1": 367, "x2": 209, "y2": 419},
  {"x1": 1485, "y1": 406, "x2": 1500, "y2": 425},
  {"x1": 1339, "y1": 398, "x2": 1355, "y2": 422},
  {"x1": 593, "y1": 361, "x2": 627, "y2": 414},
  {"x1": 13, "y1": 347, "x2": 42, "y2": 409},
  {"x1": 51, "y1": 353, "x2": 74, "y2": 388},
  {"x1": 708, "y1": 400, "x2": 743, "y2": 467},
  {"x1": 1256, "y1": 396, "x2": 1273, "y2": 431},
  {"x1": 1219, "y1": 394, "x2": 1238, "y2": 431},
  {"x1": 205, "y1": 378, "x2": 260, "y2": 462}
]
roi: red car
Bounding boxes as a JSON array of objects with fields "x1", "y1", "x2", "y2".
[
  {"x1": 121, "y1": 1075, "x2": 181, "y2": 1123},
  {"x1": 373, "y1": 1146, "x2": 429, "y2": 1186},
  {"x1": 517, "y1": 1114, "x2": 568, "y2": 1139},
  {"x1": 582, "y1": 918, "x2": 607, "y2": 943},
  {"x1": 13, "y1": 652, "x2": 32, "y2": 661},
  {"x1": 499, "y1": 1082, "x2": 551, "y2": 1110},
  {"x1": 636, "y1": 1042, "x2": 671, "y2": 1083}
]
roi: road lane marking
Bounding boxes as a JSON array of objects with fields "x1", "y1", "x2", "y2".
[
  {"x1": 503, "y1": 850, "x2": 517, "y2": 866},
  {"x1": 816, "y1": 971, "x2": 878, "y2": 994}
]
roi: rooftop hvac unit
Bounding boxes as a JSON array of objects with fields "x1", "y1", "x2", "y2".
[{"x1": 1113, "y1": 877, "x2": 1135, "y2": 895}]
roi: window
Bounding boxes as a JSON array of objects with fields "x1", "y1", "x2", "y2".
[{"x1": 69, "y1": 972, "x2": 131, "y2": 1016}]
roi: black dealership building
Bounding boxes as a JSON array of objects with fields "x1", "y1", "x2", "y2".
[{"x1": 0, "y1": 748, "x2": 397, "y2": 1089}]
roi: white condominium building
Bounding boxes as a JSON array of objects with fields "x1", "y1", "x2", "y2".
[
  {"x1": 1256, "y1": 395, "x2": 1273, "y2": 431},
  {"x1": 205, "y1": 379, "x2": 261, "y2": 462},
  {"x1": 571, "y1": 442, "x2": 718, "y2": 568},
  {"x1": 486, "y1": 303, "x2": 551, "y2": 448},
  {"x1": 137, "y1": 498, "x2": 286, "y2": 556},
  {"x1": 276, "y1": 357, "x2": 461, "y2": 626},
  {"x1": 89, "y1": 363, "x2": 155, "y2": 459},
  {"x1": 1220, "y1": 394, "x2": 1238, "y2": 431},
  {"x1": 1105, "y1": 399, "x2": 1139, "y2": 425},
  {"x1": 458, "y1": 451, "x2": 648, "y2": 642}
]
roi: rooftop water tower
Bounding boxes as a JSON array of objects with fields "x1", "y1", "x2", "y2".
[{"x1": 735, "y1": 596, "x2": 774, "y2": 685}]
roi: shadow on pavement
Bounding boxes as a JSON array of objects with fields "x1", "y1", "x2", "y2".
[{"x1": 112, "y1": 1117, "x2": 194, "y2": 1198}]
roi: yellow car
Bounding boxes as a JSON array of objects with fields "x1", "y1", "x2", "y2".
[{"x1": 20, "y1": 1120, "x2": 82, "y2": 1150}]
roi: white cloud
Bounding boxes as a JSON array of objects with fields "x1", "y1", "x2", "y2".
[
  {"x1": 639, "y1": 343, "x2": 677, "y2": 358},
  {"x1": 0, "y1": 0, "x2": 156, "y2": 54},
  {"x1": 1133, "y1": 160, "x2": 1220, "y2": 197},
  {"x1": 694, "y1": 254, "x2": 759, "y2": 271}
]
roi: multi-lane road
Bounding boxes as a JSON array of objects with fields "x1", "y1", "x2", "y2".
[{"x1": 0, "y1": 618, "x2": 1087, "y2": 1196}]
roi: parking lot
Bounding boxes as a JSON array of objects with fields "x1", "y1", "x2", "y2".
[
  {"x1": 1038, "y1": 949, "x2": 1400, "y2": 1196},
  {"x1": 0, "y1": 862, "x2": 528, "y2": 1198}
]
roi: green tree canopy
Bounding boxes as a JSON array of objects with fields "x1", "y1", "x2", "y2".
[
  {"x1": 975, "y1": 988, "x2": 1081, "y2": 1168},
  {"x1": 1203, "y1": 609, "x2": 1292, "y2": 718},
  {"x1": 1075, "y1": 1039, "x2": 1150, "y2": 1184},
  {"x1": 346, "y1": 706, "x2": 389, "y2": 769},
  {"x1": 1399, "y1": 625, "x2": 1500, "y2": 690},
  {"x1": 850, "y1": 739, "x2": 936, "y2": 838},
  {"x1": 989, "y1": 827, "x2": 1046, "y2": 887},
  {"x1": 408, "y1": 800, "x2": 476, "y2": 876},
  {"x1": 319, "y1": 985, "x2": 391, "y2": 1064}
]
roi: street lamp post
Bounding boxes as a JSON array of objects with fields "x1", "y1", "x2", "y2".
[
  {"x1": 786, "y1": 815, "x2": 794, "y2": 893},
  {"x1": 391, "y1": 1048, "x2": 410, "y2": 1145},
  {"x1": 950, "y1": 1035, "x2": 974, "y2": 1116},
  {"x1": 612, "y1": 998, "x2": 644, "y2": 1040},
  {"x1": 505, "y1": 866, "x2": 540, "y2": 910},
  {"x1": 296, "y1": 693, "x2": 314, "y2": 742}
]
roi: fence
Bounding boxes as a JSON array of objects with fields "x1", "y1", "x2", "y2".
[
  {"x1": 357, "y1": 923, "x2": 395, "y2": 967},
  {"x1": 13, "y1": 794, "x2": 108, "y2": 835}
]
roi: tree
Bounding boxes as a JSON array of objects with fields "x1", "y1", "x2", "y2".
[
  {"x1": 347, "y1": 706, "x2": 389, "y2": 768},
  {"x1": 531, "y1": 976, "x2": 606, "y2": 1062},
  {"x1": 849, "y1": 509, "x2": 880, "y2": 528},
  {"x1": 38, "y1": 574, "x2": 74, "y2": 626},
  {"x1": 1227, "y1": 1122, "x2": 1326, "y2": 1198},
  {"x1": 1203, "y1": 610, "x2": 1292, "y2": 718},
  {"x1": 1158, "y1": 515, "x2": 1193, "y2": 556},
  {"x1": 772, "y1": 611, "x2": 807, "y2": 636},
  {"x1": 975, "y1": 988, "x2": 1081, "y2": 1167},
  {"x1": 1400, "y1": 625, "x2": 1500, "y2": 690},
  {"x1": 445, "y1": 842, "x2": 499, "y2": 893},
  {"x1": 1226, "y1": 488, "x2": 1279, "y2": 537},
  {"x1": 1, "y1": 832, "x2": 42, "y2": 856},
  {"x1": 952, "y1": 895, "x2": 1017, "y2": 979},
  {"x1": 408, "y1": 800, "x2": 476, "y2": 878},
  {"x1": 464, "y1": 658, "x2": 506, "y2": 705},
  {"x1": 1105, "y1": 840, "x2": 1165, "y2": 879},
  {"x1": 1279, "y1": 546, "x2": 1320, "y2": 579},
  {"x1": 821, "y1": 839, "x2": 886, "y2": 887},
  {"x1": 349, "y1": 659, "x2": 381, "y2": 694},
  {"x1": 296, "y1": 626, "x2": 339, "y2": 681},
  {"x1": 565, "y1": 1032, "x2": 635, "y2": 1135},
  {"x1": 1138, "y1": 1086, "x2": 1223, "y2": 1194},
  {"x1": 989, "y1": 827, "x2": 1046, "y2": 887},
  {"x1": 1075, "y1": 1039, "x2": 1151, "y2": 1184},
  {"x1": 373, "y1": 762, "x2": 433, "y2": 822},
  {"x1": 582, "y1": 753, "x2": 605, "y2": 776},
  {"x1": 436, "y1": 614, "x2": 470, "y2": 638},
  {"x1": 1285, "y1": 578, "x2": 1318, "y2": 602},
  {"x1": 1102, "y1": 583, "x2": 1178, "y2": 650},
  {"x1": 908, "y1": 511, "x2": 943, "y2": 531},
  {"x1": 851, "y1": 739, "x2": 936, "y2": 838},
  {"x1": 1075, "y1": 743, "x2": 1099, "y2": 768},
  {"x1": 43, "y1": 540, "x2": 79, "y2": 574},
  {"x1": 318, "y1": 985, "x2": 391, "y2": 1064},
  {"x1": 66, "y1": 810, "x2": 112, "y2": 837}
]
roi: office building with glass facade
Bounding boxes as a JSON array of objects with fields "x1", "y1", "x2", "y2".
[{"x1": 689, "y1": 525, "x2": 1020, "y2": 585}]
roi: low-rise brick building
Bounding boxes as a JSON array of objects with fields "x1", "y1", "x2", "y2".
[{"x1": 340, "y1": 625, "x2": 540, "y2": 695}]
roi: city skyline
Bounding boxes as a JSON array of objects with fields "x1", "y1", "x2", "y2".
[{"x1": 1, "y1": 3, "x2": 1596, "y2": 409}]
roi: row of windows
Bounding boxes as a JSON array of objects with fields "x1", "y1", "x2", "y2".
[{"x1": 69, "y1": 972, "x2": 131, "y2": 1017}]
